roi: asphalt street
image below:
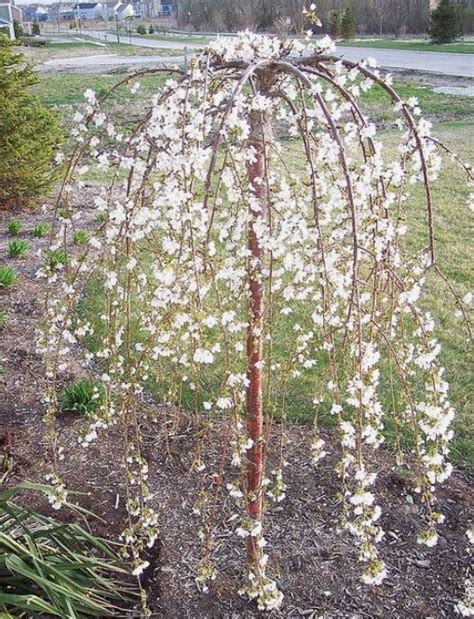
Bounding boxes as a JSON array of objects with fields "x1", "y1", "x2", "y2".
[{"x1": 42, "y1": 32, "x2": 474, "y2": 78}]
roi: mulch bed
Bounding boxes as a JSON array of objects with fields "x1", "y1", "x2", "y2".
[{"x1": 0, "y1": 198, "x2": 472, "y2": 618}]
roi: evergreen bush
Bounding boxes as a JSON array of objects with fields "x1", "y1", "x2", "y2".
[
  {"x1": 329, "y1": 10, "x2": 341, "y2": 38},
  {"x1": 341, "y1": 6, "x2": 356, "y2": 39},
  {"x1": 0, "y1": 36, "x2": 62, "y2": 209},
  {"x1": 13, "y1": 20, "x2": 23, "y2": 39},
  {"x1": 430, "y1": 0, "x2": 463, "y2": 43}
]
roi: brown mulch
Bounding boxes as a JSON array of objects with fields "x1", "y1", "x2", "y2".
[{"x1": 0, "y1": 197, "x2": 472, "y2": 618}]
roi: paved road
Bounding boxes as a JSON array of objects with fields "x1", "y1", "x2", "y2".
[
  {"x1": 45, "y1": 31, "x2": 474, "y2": 78},
  {"x1": 336, "y1": 46, "x2": 474, "y2": 78}
]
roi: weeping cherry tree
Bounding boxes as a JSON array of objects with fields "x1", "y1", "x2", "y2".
[{"x1": 38, "y1": 27, "x2": 473, "y2": 614}]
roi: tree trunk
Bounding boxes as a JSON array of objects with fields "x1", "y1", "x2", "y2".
[{"x1": 245, "y1": 109, "x2": 270, "y2": 567}]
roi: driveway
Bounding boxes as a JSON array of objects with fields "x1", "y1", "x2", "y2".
[
  {"x1": 41, "y1": 53, "x2": 183, "y2": 73},
  {"x1": 81, "y1": 29, "x2": 203, "y2": 50}
]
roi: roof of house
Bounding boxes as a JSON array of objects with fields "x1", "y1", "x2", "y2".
[
  {"x1": 73, "y1": 3, "x2": 100, "y2": 9},
  {"x1": 118, "y1": 3, "x2": 134, "y2": 15}
]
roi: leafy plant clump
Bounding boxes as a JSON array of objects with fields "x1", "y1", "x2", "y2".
[
  {"x1": 33, "y1": 222, "x2": 49, "y2": 238},
  {"x1": 7, "y1": 239, "x2": 29, "y2": 258},
  {"x1": 0, "y1": 36, "x2": 62, "y2": 209},
  {"x1": 95, "y1": 212, "x2": 108, "y2": 223},
  {"x1": 73, "y1": 229, "x2": 90, "y2": 245},
  {"x1": 0, "y1": 482, "x2": 133, "y2": 617},
  {"x1": 136, "y1": 24, "x2": 146, "y2": 35},
  {"x1": 6, "y1": 220, "x2": 22, "y2": 236},
  {"x1": 47, "y1": 249, "x2": 66, "y2": 269},
  {"x1": 59, "y1": 378, "x2": 105, "y2": 414},
  {"x1": 0, "y1": 266, "x2": 16, "y2": 288}
]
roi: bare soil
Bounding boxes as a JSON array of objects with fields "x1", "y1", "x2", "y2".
[{"x1": 0, "y1": 198, "x2": 472, "y2": 618}]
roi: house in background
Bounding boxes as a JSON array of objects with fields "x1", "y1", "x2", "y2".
[
  {"x1": 72, "y1": 2, "x2": 103, "y2": 20},
  {"x1": 35, "y1": 5, "x2": 48, "y2": 20},
  {"x1": 141, "y1": 0, "x2": 171, "y2": 18},
  {"x1": 158, "y1": 1, "x2": 172, "y2": 16},
  {"x1": 0, "y1": 0, "x2": 22, "y2": 39},
  {"x1": 113, "y1": 1, "x2": 136, "y2": 19}
]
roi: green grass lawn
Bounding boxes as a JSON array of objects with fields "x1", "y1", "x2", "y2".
[
  {"x1": 338, "y1": 38, "x2": 474, "y2": 54},
  {"x1": 47, "y1": 40, "x2": 183, "y2": 56},
  {"x1": 31, "y1": 72, "x2": 169, "y2": 108},
  {"x1": 32, "y1": 71, "x2": 474, "y2": 123},
  {"x1": 360, "y1": 79, "x2": 474, "y2": 123}
]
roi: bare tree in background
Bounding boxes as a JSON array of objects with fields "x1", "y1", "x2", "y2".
[
  {"x1": 173, "y1": 0, "x2": 434, "y2": 34},
  {"x1": 388, "y1": 0, "x2": 410, "y2": 36},
  {"x1": 370, "y1": 0, "x2": 391, "y2": 34}
]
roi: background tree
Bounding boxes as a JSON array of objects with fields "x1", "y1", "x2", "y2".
[
  {"x1": 388, "y1": 0, "x2": 410, "y2": 37},
  {"x1": 430, "y1": 0, "x2": 464, "y2": 43},
  {"x1": 172, "y1": 0, "x2": 473, "y2": 34},
  {"x1": 329, "y1": 9, "x2": 341, "y2": 37},
  {"x1": 32, "y1": 21, "x2": 41, "y2": 35},
  {"x1": 341, "y1": 5, "x2": 356, "y2": 38},
  {"x1": 13, "y1": 19, "x2": 23, "y2": 39},
  {"x1": 0, "y1": 36, "x2": 62, "y2": 209},
  {"x1": 370, "y1": 0, "x2": 390, "y2": 34}
]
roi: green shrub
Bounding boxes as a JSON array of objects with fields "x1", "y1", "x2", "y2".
[
  {"x1": 59, "y1": 378, "x2": 105, "y2": 415},
  {"x1": 6, "y1": 220, "x2": 22, "y2": 235},
  {"x1": 13, "y1": 20, "x2": 23, "y2": 39},
  {"x1": 0, "y1": 482, "x2": 133, "y2": 617},
  {"x1": 20, "y1": 36, "x2": 48, "y2": 47},
  {"x1": 341, "y1": 6, "x2": 356, "y2": 39},
  {"x1": 0, "y1": 36, "x2": 62, "y2": 209},
  {"x1": 73, "y1": 229, "x2": 90, "y2": 245},
  {"x1": 47, "y1": 249, "x2": 66, "y2": 269},
  {"x1": 31, "y1": 21, "x2": 41, "y2": 35},
  {"x1": 136, "y1": 23, "x2": 146, "y2": 35},
  {"x1": 148, "y1": 24, "x2": 154, "y2": 34},
  {"x1": 329, "y1": 10, "x2": 341, "y2": 38},
  {"x1": 430, "y1": 0, "x2": 464, "y2": 43},
  {"x1": 33, "y1": 222, "x2": 49, "y2": 237},
  {"x1": 7, "y1": 239, "x2": 29, "y2": 258},
  {"x1": 0, "y1": 266, "x2": 16, "y2": 288}
]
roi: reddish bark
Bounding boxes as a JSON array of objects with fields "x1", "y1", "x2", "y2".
[{"x1": 246, "y1": 112, "x2": 268, "y2": 566}]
